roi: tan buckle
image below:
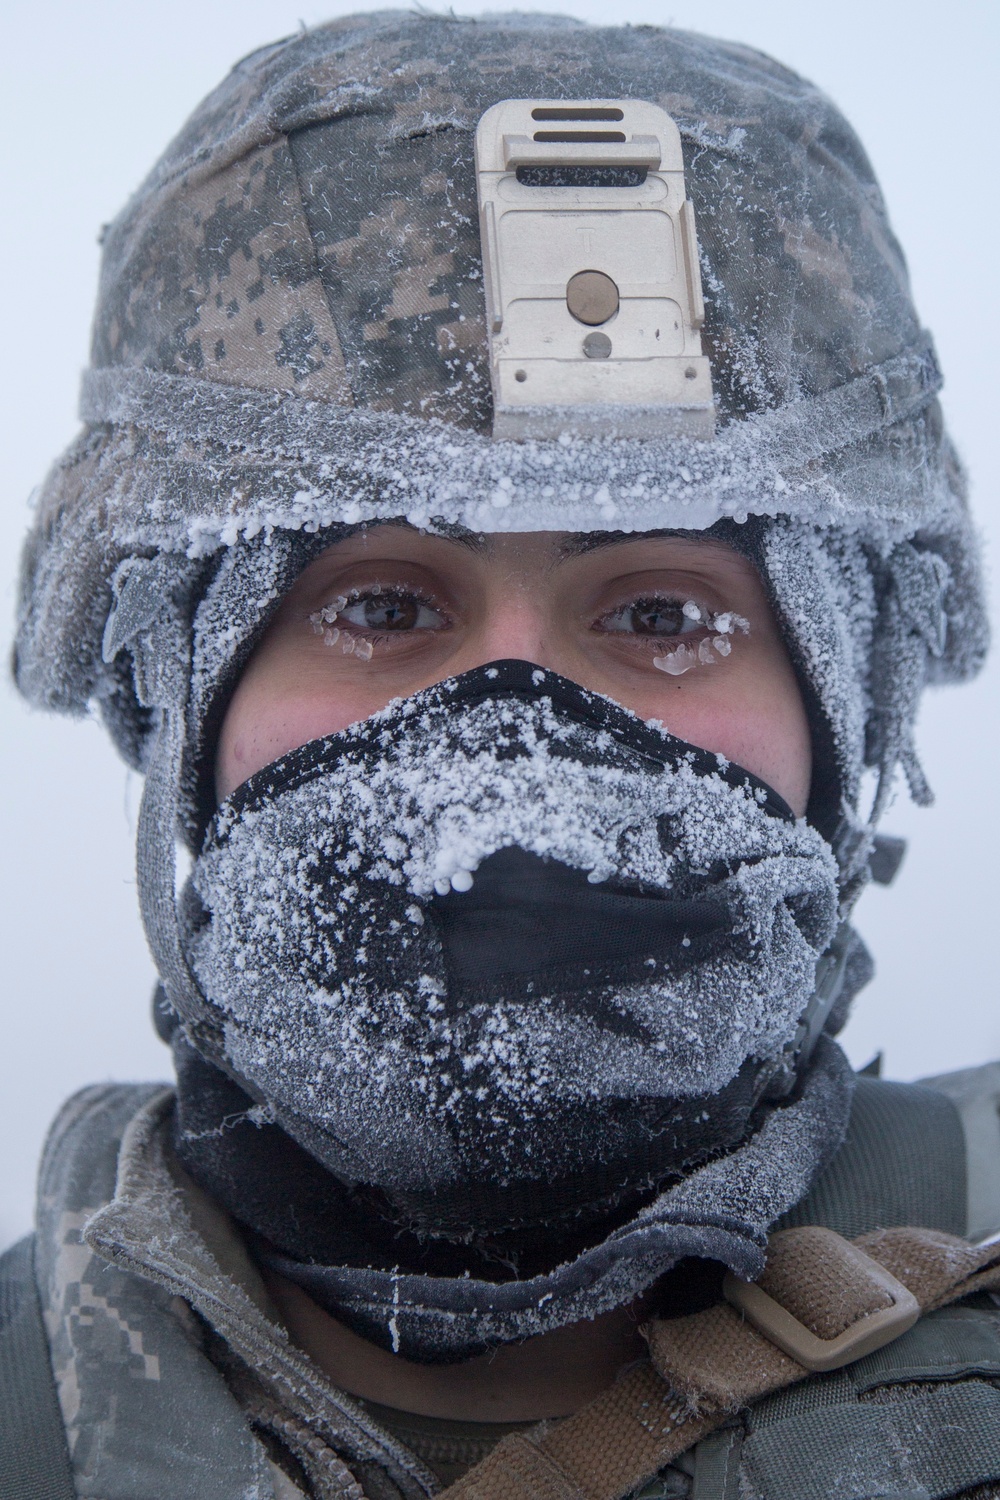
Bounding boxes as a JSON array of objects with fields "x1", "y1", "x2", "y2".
[{"x1": 722, "y1": 1227, "x2": 920, "y2": 1373}]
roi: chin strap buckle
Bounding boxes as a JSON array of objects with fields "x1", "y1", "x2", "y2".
[{"x1": 722, "y1": 1226, "x2": 920, "y2": 1372}]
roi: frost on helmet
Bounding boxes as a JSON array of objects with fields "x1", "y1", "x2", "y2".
[
  {"x1": 10, "y1": 6, "x2": 987, "y2": 1111},
  {"x1": 11, "y1": 8, "x2": 988, "y2": 1367},
  {"x1": 13, "y1": 11, "x2": 985, "y2": 884}
]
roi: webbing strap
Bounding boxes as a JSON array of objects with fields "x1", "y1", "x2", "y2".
[
  {"x1": 742, "y1": 1380, "x2": 1000, "y2": 1500},
  {"x1": 0, "y1": 1236, "x2": 76, "y2": 1500},
  {"x1": 438, "y1": 1366, "x2": 717, "y2": 1500},
  {"x1": 438, "y1": 1226, "x2": 1000, "y2": 1500},
  {"x1": 136, "y1": 701, "x2": 222, "y2": 1037}
]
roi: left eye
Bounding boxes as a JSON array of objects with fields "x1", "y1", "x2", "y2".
[
  {"x1": 338, "y1": 591, "x2": 444, "y2": 632},
  {"x1": 598, "y1": 598, "x2": 701, "y2": 636}
]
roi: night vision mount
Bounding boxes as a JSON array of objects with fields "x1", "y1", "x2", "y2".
[{"x1": 475, "y1": 99, "x2": 715, "y2": 441}]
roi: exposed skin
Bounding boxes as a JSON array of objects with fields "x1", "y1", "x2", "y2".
[
  {"x1": 216, "y1": 524, "x2": 813, "y2": 1422},
  {"x1": 219, "y1": 525, "x2": 811, "y2": 810}
]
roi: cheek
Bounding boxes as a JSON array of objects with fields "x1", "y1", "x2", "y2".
[
  {"x1": 216, "y1": 671, "x2": 384, "y2": 801},
  {"x1": 630, "y1": 670, "x2": 813, "y2": 817},
  {"x1": 711, "y1": 700, "x2": 812, "y2": 817}
]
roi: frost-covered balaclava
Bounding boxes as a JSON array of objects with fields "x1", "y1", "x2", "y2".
[
  {"x1": 14, "y1": 13, "x2": 986, "y2": 1361},
  {"x1": 178, "y1": 660, "x2": 850, "y2": 1358}
]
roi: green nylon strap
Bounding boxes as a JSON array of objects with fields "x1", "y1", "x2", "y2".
[
  {"x1": 0, "y1": 1235, "x2": 75, "y2": 1500},
  {"x1": 741, "y1": 1379, "x2": 1000, "y2": 1500},
  {"x1": 741, "y1": 1302, "x2": 1000, "y2": 1436},
  {"x1": 690, "y1": 1428, "x2": 742, "y2": 1500},
  {"x1": 853, "y1": 1303, "x2": 1000, "y2": 1391},
  {"x1": 779, "y1": 1076, "x2": 967, "y2": 1239}
]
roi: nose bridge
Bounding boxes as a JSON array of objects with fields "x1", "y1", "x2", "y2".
[{"x1": 473, "y1": 563, "x2": 559, "y2": 671}]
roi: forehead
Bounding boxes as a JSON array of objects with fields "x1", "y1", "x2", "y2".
[
  {"x1": 316, "y1": 521, "x2": 749, "y2": 557},
  {"x1": 284, "y1": 521, "x2": 756, "y2": 575}
]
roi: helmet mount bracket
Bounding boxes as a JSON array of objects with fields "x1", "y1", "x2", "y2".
[{"x1": 475, "y1": 99, "x2": 715, "y2": 441}]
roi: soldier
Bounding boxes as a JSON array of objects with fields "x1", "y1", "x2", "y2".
[{"x1": 5, "y1": 12, "x2": 1000, "y2": 1499}]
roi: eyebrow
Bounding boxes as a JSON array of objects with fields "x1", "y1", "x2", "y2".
[
  {"x1": 410, "y1": 521, "x2": 488, "y2": 553},
  {"x1": 435, "y1": 527, "x2": 686, "y2": 561},
  {"x1": 558, "y1": 528, "x2": 695, "y2": 558}
]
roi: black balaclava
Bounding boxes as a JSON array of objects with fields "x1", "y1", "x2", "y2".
[{"x1": 170, "y1": 660, "x2": 854, "y2": 1362}]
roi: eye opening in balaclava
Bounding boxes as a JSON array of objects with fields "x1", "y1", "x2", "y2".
[{"x1": 181, "y1": 515, "x2": 845, "y2": 852}]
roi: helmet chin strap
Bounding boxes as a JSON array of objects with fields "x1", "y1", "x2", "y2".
[
  {"x1": 103, "y1": 554, "x2": 228, "y2": 1059},
  {"x1": 755, "y1": 922, "x2": 858, "y2": 1104}
]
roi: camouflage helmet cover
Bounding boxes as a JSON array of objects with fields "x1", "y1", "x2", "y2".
[{"x1": 13, "y1": 10, "x2": 986, "y2": 868}]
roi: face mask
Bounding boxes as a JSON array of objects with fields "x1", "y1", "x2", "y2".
[{"x1": 183, "y1": 660, "x2": 851, "y2": 1359}]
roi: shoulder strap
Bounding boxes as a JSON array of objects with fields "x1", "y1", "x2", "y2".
[
  {"x1": 779, "y1": 1075, "x2": 967, "y2": 1238},
  {"x1": 438, "y1": 1226, "x2": 1000, "y2": 1500},
  {"x1": 0, "y1": 1235, "x2": 75, "y2": 1500},
  {"x1": 921, "y1": 1060, "x2": 1000, "y2": 1240}
]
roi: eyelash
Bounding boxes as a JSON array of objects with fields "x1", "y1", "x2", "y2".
[
  {"x1": 595, "y1": 596, "x2": 748, "y2": 636},
  {"x1": 653, "y1": 613, "x2": 749, "y2": 674},
  {"x1": 308, "y1": 587, "x2": 749, "y2": 672},
  {"x1": 309, "y1": 585, "x2": 448, "y2": 658}
]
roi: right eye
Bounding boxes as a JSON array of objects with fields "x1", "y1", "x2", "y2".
[{"x1": 337, "y1": 590, "x2": 446, "y2": 633}]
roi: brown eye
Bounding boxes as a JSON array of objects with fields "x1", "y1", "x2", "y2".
[
  {"x1": 599, "y1": 597, "x2": 698, "y2": 636},
  {"x1": 338, "y1": 591, "x2": 444, "y2": 632},
  {"x1": 363, "y1": 594, "x2": 418, "y2": 630},
  {"x1": 630, "y1": 599, "x2": 687, "y2": 635}
]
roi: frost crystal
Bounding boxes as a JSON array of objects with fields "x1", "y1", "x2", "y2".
[{"x1": 191, "y1": 676, "x2": 839, "y2": 1205}]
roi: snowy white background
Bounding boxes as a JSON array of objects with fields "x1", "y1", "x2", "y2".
[{"x1": 1, "y1": 0, "x2": 997, "y2": 1248}]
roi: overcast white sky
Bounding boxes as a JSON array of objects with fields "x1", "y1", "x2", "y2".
[{"x1": 2, "y1": 0, "x2": 998, "y2": 1248}]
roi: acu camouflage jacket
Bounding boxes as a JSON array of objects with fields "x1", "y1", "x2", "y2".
[{"x1": 22, "y1": 1066, "x2": 1000, "y2": 1500}]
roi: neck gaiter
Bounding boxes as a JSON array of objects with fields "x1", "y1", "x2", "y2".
[{"x1": 178, "y1": 660, "x2": 852, "y2": 1361}]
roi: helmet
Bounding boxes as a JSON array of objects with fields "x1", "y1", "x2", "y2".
[{"x1": 13, "y1": 8, "x2": 986, "y2": 1047}]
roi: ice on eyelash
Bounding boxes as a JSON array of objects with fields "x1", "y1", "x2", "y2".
[
  {"x1": 308, "y1": 595, "x2": 744, "y2": 672},
  {"x1": 653, "y1": 605, "x2": 748, "y2": 676},
  {"x1": 309, "y1": 596, "x2": 348, "y2": 631},
  {"x1": 338, "y1": 635, "x2": 374, "y2": 661},
  {"x1": 310, "y1": 595, "x2": 376, "y2": 661},
  {"x1": 684, "y1": 602, "x2": 749, "y2": 636}
]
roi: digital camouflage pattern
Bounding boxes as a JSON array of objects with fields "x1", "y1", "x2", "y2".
[
  {"x1": 89, "y1": 13, "x2": 917, "y2": 424},
  {"x1": 35, "y1": 1086, "x2": 280, "y2": 1498},
  {"x1": 11, "y1": 14, "x2": 989, "y2": 1242},
  {"x1": 9, "y1": 16, "x2": 997, "y2": 1494},
  {"x1": 14, "y1": 10, "x2": 985, "y2": 801},
  {"x1": 35, "y1": 1084, "x2": 439, "y2": 1499},
  {"x1": 29, "y1": 1074, "x2": 1000, "y2": 1500},
  {"x1": 8, "y1": 16, "x2": 998, "y2": 1494}
]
